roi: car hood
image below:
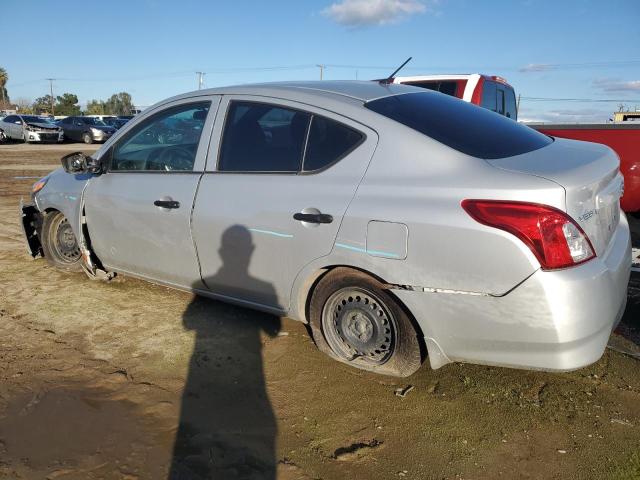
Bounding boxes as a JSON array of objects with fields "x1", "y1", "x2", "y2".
[{"x1": 27, "y1": 122, "x2": 59, "y2": 130}]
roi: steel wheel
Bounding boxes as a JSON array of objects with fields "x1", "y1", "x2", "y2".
[
  {"x1": 51, "y1": 216, "x2": 81, "y2": 264},
  {"x1": 321, "y1": 287, "x2": 397, "y2": 366}
]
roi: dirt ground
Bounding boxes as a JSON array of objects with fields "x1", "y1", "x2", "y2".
[{"x1": 1, "y1": 143, "x2": 640, "y2": 480}]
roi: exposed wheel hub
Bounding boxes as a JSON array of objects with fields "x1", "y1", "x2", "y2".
[{"x1": 322, "y1": 288, "x2": 395, "y2": 365}]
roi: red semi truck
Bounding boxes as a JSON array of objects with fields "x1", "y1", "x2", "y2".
[{"x1": 392, "y1": 74, "x2": 640, "y2": 214}]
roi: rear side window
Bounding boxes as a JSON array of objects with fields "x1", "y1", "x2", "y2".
[
  {"x1": 480, "y1": 81, "x2": 497, "y2": 112},
  {"x1": 303, "y1": 116, "x2": 363, "y2": 171},
  {"x1": 220, "y1": 102, "x2": 310, "y2": 172},
  {"x1": 365, "y1": 92, "x2": 552, "y2": 159},
  {"x1": 404, "y1": 80, "x2": 459, "y2": 97},
  {"x1": 219, "y1": 101, "x2": 364, "y2": 173},
  {"x1": 504, "y1": 87, "x2": 517, "y2": 120}
]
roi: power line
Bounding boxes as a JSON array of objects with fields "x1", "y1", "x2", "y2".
[{"x1": 521, "y1": 96, "x2": 640, "y2": 103}]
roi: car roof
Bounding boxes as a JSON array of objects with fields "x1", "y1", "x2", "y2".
[{"x1": 167, "y1": 80, "x2": 427, "y2": 105}]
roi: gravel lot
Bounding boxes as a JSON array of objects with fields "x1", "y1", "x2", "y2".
[{"x1": 1, "y1": 142, "x2": 640, "y2": 479}]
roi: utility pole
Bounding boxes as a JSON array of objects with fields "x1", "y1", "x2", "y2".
[
  {"x1": 196, "y1": 72, "x2": 205, "y2": 90},
  {"x1": 45, "y1": 78, "x2": 55, "y2": 116},
  {"x1": 316, "y1": 64, "x2": 325, "y2": 80}
]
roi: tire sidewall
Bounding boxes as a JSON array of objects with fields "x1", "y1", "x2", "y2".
[
  {"x1": 83, "y1": 132, "x2": 93, "y2": 144},
  {"x1": 309, "y1": 268, "x2": 423, "y2": 377}
]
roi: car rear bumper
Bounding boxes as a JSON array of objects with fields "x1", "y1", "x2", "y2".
[{"x1": 394, "y1": 213, "x2": 632, "y2": 371}]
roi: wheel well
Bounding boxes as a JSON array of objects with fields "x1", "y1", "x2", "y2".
[{"x1": 303, "y1": 265, "x2": 427, "y2": 355}]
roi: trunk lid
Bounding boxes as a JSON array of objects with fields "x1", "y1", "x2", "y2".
[{"x1": 487, "y1": 137, "x2": 623, "y2": 256}]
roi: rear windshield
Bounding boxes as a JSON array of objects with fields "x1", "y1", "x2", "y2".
[{"x1": 365, "y1": 92, "x2": 552, "y2": 159}]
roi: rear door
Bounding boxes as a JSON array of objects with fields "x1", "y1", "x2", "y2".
[
  {"x1": 192, "y1": 96, "x2": 377, "y2": 311},
  {"x1": 84, "y1": 96, "x2": 220, "y2": 287}
]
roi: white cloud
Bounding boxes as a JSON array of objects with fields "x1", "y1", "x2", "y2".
[
  {"x1": 519, "y1": 107, "x2": 613, "y2": 123},
  {"x1": 593, "y1": 78, "x2": 640, "y2": 93},
  {"x1": 519, "y1": 63, "x2": 554, "y2": 73},
  {"x1": 322, "y1": 0, "x2": 433, "y2": 27}
]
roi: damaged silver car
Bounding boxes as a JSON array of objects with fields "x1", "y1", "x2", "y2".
[
  {"x1": 0, "y1": 114, "x2": 64, "y2": 143},
  {"x1": 20, "y1": 81, "x2": 631, "y2": 377}
]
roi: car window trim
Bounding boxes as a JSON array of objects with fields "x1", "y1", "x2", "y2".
[
  {"x1": 106, "y1": 100, "x2": 212, "y2": 174},
  {"x1": 216, "y1": 99, "x2": 367, "y2": 175}
]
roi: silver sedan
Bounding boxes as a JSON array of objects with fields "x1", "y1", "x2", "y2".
[{"x1": 20, "y1": 81, "x2": 631, "y2": 377}]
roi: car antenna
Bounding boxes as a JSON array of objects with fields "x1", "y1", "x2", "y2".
[{"x1": 380, "y1": 57, "x2": 412, "y2": 85}]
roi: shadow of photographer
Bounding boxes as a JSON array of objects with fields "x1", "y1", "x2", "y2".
[{"x1": 170, "y1": 225, "x2": 281, "y2": 479}]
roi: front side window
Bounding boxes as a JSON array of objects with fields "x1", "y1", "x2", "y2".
[
  {"x1": 110, "y1": 102, "x2": 210, "y2": 172},
  {"x1": 365, "y1": 92, "x2": 552, "y2": 159},
  {"x1": 219, "y1": 102, "x2": 310, "y2": 172}
]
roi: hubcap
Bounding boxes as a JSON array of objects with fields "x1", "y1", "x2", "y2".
[
  {"x1": 53, "y1": 217, "x2": 81, "y2": 263},
  {"x1": 321, "y1": 287, "x2": 396, "y2": 365}
]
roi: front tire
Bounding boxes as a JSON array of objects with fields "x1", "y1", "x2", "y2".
[
  {"x1": 309, "y1": 268, "x2": 423, "y2": 377},
  {"x1": 41, "y1": 211, "x2": 83, "y2": 272},
  {"x1": 83, "y1": 132, "x2": 93, "y2": 144}
]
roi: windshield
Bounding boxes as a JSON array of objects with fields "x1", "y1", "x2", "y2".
[
  {"x1": 365, "y1": 92, "x2": 551, "y2": 159},
  {"x1": 22, "y1": 115, "x2": 47, "y2": 123},
  {"x1": 82, "y1": 117, "x2": 107, "y2": 126}
]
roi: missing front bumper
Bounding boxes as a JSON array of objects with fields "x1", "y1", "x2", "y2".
[{"x1": 19, "y1": 199, "x2": 43, "y2": 258}]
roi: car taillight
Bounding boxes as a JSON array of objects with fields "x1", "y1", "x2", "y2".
[{"x1": 461, "y1": 200, "x2": 595, "y2": 270}]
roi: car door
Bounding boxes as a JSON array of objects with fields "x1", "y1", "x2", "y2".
[
  {"x1": 191, "y1": 96, "x2": 377, "y2": 311},
  {"x1": 2, "y1": 115, "x2": 16, "y2": 138},
  {"x1": 84, "y1": 96, "x2": 220, "y2": 287}
]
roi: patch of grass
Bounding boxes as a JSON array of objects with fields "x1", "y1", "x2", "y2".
[{"x1": 609, "y1": 452, "x2": 640, "y2": 480}]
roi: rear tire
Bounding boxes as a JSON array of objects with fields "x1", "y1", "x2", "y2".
[
  {"x1": 83, "y1": 132, "x2": 93, "y2": 144},
  {"x1": 41, "y1": 211, "x2": 83, "y2": 272},
  {"x1": 309, "y1": 268, "x2": 423, "y2": 377}
]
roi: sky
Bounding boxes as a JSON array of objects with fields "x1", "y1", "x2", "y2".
[{"x1": 2, "y1": 0, "x2": 639, "y2": 122}]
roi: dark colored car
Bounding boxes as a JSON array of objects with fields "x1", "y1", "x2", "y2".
[
  {"x1": 103, "y1": 117, "x2": 130, "y2": 130},
  {"x1": 58, "y1": 116, "x2": 117, "y2": 144}
]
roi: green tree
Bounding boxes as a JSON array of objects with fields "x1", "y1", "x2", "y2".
[
  {"x1": 55, "y1": 93, "x2": 81, "y2": 116},
  {"x1": 104, "y1": 92, "x2": 134, "y2": 115},
  {"x1": 32, "y1": 95, "x2": 55, "y2": 114},
  {"x1": 0, "y1": 67, "x2": 9, "y2": 108},
  {"x1": 86, "y1": 99, "x2": 106, "y2": 115}
]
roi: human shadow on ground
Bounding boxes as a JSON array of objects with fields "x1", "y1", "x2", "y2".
[{"x1": 169, "y1": 225, "x2": 281, "y2": 479}]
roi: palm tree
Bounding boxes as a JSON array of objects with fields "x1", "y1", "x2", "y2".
[{"x1": 0, "y1": 68, "x2": 8, "y2": 107}]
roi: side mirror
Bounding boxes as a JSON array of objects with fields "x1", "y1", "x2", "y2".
[{"x1": 61, "y1": 152, "x2": 102, "y2": 174}]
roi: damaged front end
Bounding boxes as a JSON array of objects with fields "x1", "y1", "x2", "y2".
[{"x1": 19, "y1": 199, "x2": 43, "y2": 258}]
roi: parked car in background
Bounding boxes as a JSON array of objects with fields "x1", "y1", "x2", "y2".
[
  {"x1": 391, "y1": 74, "x2": 518, "y2": 120},
  {"x1": 0, "y1": 114, "x2": 64, "y2": 143},
  {"x1": 21, "y1": 81, "x2": 630, "y2": 377},
  {"x1": 58, "y1": 116, "x2": 117, "y2": 144},
  {"x1": 103, "y1": 116, "x2": 130, "y2": 130}
]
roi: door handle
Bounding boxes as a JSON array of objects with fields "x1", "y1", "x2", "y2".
[
  {"x1": 293, "y1": 212, "x2": 333, "y2": 224},
  {"x1": 154, "y1": 199, "x2": 180, "y2": 209}
]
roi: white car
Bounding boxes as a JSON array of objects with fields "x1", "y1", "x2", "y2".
[{"x1": 0, "y1": 114, "x2": 64, "y2": 143}]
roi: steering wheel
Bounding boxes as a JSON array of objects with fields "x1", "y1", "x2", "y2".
[{"x1": 155, "y1": 146, "x2": 194, "y2": 171}]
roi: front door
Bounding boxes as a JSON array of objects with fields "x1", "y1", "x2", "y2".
[
  {"x1": 192, "y1": 96, "x2": 377, "y2": 311},
  {"x1": 84, "y1": 96, "x2": 220, "y2": 287}
]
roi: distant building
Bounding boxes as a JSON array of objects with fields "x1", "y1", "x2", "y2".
[{"x1": 613, "y1": 111, "x2": 640, "y2": 122}]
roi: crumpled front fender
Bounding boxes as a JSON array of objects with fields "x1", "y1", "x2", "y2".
[{"x1": 19, "y1": 199, "x2": 43, "y2": 258}]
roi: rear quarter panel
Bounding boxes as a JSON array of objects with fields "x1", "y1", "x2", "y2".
[{"x1": 532, "y1": 124, "x2": 640, "y2": 213}]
